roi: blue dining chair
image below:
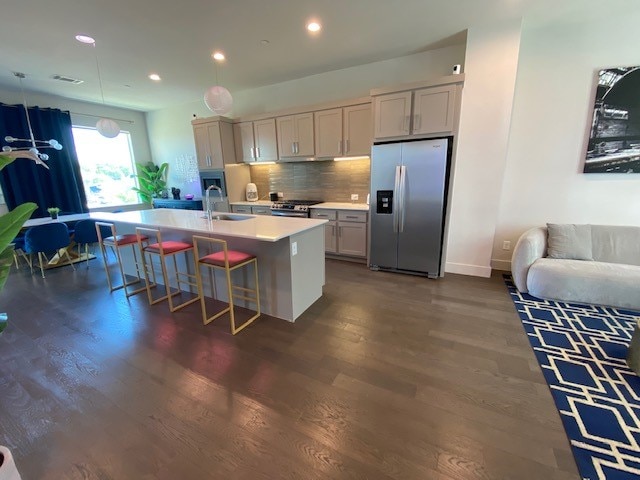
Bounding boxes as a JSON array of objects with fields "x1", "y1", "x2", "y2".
[
  {"x1": 11, "y1": 234, "x2": 28, "y2": 269},
  {"x1": 73, "y1": 219, "x2": 100, "y2": 268},
  {"x1": 24, "y1": 223, "x2": 75, "y2": 278}
]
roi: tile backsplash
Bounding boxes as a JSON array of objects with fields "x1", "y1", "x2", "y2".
[{"x1": 249, "y1": 159, "x2": 370, "y2": 202}]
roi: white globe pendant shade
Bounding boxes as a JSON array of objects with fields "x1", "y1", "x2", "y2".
[
  {"x1": 96, "y1": 118, "x2": 120, "y2": 138},
  {"x1": 204, "y1": 85, "x2": 233, "y2": 115}
]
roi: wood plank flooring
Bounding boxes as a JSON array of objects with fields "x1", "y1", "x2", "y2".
[{"x1": 0, "y1": 257, "x2": 579, "y2": 479}]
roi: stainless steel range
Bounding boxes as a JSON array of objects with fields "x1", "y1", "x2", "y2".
[{"x1": 270, "y1": 200, "x2": 322, "y2": 218}]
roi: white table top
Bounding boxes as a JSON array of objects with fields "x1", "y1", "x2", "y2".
[
  {"x1": 90, "y1": 209, "x2": 327, "y2": 242},
  {"x1": 23, "y1": 213, "x2": 91, "y2": 228}
]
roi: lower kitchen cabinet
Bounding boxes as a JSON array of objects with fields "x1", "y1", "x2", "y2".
[
  {"x1": 310, "y1": 208, "x2": 368, "y2": 259},
  {"x1": 230, "y1": 204, "x2": 272, "y2": 215}
]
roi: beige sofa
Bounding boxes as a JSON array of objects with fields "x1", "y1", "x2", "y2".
[{"x1": 511, "y1": 224, "x2": 640, "y2": 311}]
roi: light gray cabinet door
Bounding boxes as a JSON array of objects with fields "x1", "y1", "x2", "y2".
[
  {"x1": 412, "y1": 85, "x2": 455, "y2": 135},
  {"x1": 254, "y1": 119, "x2": 279, "y2": 161},
  {"x1": 325, "y1": 221, "x2": 337, "y2": 253},
  {"x1": 338, "y1": 222, "x2": 366, "y2": 257},
  {"x1": 373, "y1": 92, "x2": 412, "y2": 139}
]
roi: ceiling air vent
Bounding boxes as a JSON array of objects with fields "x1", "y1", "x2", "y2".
[{"x1": 50, "y1": 74, "x2": 84, "y2": 85}]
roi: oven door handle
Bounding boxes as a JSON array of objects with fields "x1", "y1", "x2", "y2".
[{"x1": 270, "y1": 210, "x2": 308, "y2": 218}]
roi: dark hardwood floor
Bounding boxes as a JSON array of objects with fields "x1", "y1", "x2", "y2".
[{"x1": 0, "y1": 256, "x2": 579, "y2": 479}]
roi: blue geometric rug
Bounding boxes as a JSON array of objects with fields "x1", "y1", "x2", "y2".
[{"x1": 504, "y1": 276, "x2": 640, "y2": 480}]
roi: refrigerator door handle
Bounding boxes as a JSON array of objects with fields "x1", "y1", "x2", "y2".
[
  {"x1": 399, "y1": 165, "x2": 407, "y2": 233},
  {"x1": 393, "y1": 165, "x2": 401, "y2": 233}
]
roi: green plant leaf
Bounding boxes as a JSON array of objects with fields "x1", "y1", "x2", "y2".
[
  {"x1": 0, "y1": 246, "x2": 15, "y2": 292},
  {"x1": 0, "y1": 155, "x2": 17, "y2": 171},
  {"x1": 0, "y1": 203, "x2": 37, "y2": 255}
]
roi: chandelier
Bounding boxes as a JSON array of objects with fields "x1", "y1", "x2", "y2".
[
  {"x1": 76, "y1": 34, "x2": 120, "y2": 138},
  {"x1": 204, "y1": 51, "x2": 233, "y2": 115},
  {"x1": 2, "y1": 73, "x2": 63, "y2": 161}
]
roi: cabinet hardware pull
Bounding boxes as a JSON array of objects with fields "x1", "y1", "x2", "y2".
[
  {"x1": 338, "y1": 141, "x2": 342, "y2": 154},
  {"x1": 346, "y1": 216, "x2": 357, "y2": 219},
  {"x1": 405, "y1": 115, "x2": 411, "y2": 133},
  {"x1": 251, "y1": 147, "x2": 256, "y2": 159},
  {"x1": 345, "y1": 139, "x2": 350, "y2": 153},
  {"x1": 256, "y1": 147, "x2": 261, "y2": 158},
  {"x1": 338, "y1": 226, "x2": 342, "y2": 237},
  {"x1": 291, "y1": 142, "x2": 295, "y2": 154}
]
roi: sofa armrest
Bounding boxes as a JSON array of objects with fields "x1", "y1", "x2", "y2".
[{"x1": 511, "y1": 227, "x2": 547, "y2": 293}]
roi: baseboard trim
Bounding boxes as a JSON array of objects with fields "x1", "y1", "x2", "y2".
[
  {"x1": 444, "y1": 262, "x2": 491, "y2": 278},
  {"x1": 491, "y1": 259, "x2": 511, "y2": 271}
]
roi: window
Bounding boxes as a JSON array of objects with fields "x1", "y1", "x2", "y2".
[{"x1": 72, "y1": 126, "x2": 139, "y2": 208}]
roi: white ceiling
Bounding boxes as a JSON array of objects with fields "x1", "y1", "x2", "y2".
[{"x1": 0, "y1": 0, "x2": 608, "y2": 112}]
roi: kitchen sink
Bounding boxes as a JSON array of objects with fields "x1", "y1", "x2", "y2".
[{"x1": 210, "y1": 214, "x2": 252, "y2": 221}]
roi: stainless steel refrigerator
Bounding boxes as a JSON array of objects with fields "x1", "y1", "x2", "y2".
[{"x1": 369, "y1": 138, "x2": 450, "y2": 278}]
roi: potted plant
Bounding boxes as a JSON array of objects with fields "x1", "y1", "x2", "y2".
[
  {"x1": 47, "y1": 207, "x2": 60, "y2": 220},
  {"x1": 0, "y1": 152, "x2": 41, "y2": 328},
  {"x1": 132, "y1": 161, "x2": 168, "y2": 204},
  {"x1": 0, "y1": 151, "x2": 45, "y2": 480}
]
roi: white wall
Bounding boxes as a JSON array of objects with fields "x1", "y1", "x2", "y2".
[
  {"x1": 145, "y1": 45, "x2": 466, "y2": 194},
  {"x1": 491, "y1": 6, "x2": 640, "y2": 270},
  {"x1": 444, "y1": 20, "x2": 522, "y2": 277}
]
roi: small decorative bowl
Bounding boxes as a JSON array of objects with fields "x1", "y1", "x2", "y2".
[{"x1": 185, "y1": 194, "x2": 194, "y2": 200}]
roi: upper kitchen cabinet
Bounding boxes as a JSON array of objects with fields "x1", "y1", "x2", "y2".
[
  {"x1": 277, "y1": 113, "x2": 314, "y2": 158},
  {"x1": 192, "y1": 117, "x2": 237, "y2": 169},
  {"x1": 412, "y1": 85, "x2": 456, "y2": 136},
  {"x1": 314, "y1": 108, "x2": 342, "y2": 158},
  {"x1": 372, "y1": 92, "x2": 412, "y2": 139},
  {"x1": 343, "y1": 103, "x2": 372, "y2": 156},
  {"x1": 371, "y1": 75, "x2": 464, "y2": 141},
  {"x1": 314, "y1": 103, "x2": 372, "y2": 158},
  {"x1": 233, "y1": 119, "x2": 278, "y2": 163}
]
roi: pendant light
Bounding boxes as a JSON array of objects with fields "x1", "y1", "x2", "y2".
[
  {"x1": 76, "y1": 34, "x2": 120, "y2": 138},
  {"x1": 204, "y1": 52, "x2": 233, "y2": 115},
  {"x1": 2, "y1": 72, "x2": 63, "y2": 161}
]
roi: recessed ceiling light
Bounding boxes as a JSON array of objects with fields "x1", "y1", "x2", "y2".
[
  {"x1": 212, "y1": 52, "x2": 225, "y2": 61},
  {"x1": 306, "y1": 22, "x2": 321, "y2": 33},
  {"x1": 148, "y1": 73, "x2": 161, "y2": 81},
  {"x1": 260, "y1": 40, "x2": 270, "y2": 46},
  {"x1": 75, "y1": 34, "x2": 95, "y2": 44}
]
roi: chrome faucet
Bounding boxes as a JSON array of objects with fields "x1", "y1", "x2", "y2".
[{"x1": 204, "y1": 185, "x2": 224, "y2": 219}]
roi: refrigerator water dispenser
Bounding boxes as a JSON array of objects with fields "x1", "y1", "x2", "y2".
[{"x1": 376, "y1": 190, "x2": 393, "y2": 214}]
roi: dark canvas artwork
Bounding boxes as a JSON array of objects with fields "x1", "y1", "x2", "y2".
[{"x1": 584, "y1": 66, "x2": 640, "y2": 173}]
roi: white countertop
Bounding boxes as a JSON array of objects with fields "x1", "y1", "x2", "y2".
[
  {"x1": 229, "y1": 200, "x2": 273, "y2": 206},
  {"x1": 312, "y1": 202, "x2": 369, "y2": 211},
  {"x1": 90, "y1": 209, "x2": 327, "y2": 242}
]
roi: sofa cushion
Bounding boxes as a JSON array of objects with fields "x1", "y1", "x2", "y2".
[
  {"x1": 546, "y1": 223, "x2": 593, "y2": 260},
  {"x1": 527, "y1": 258, "x2": 640, "y2": 311},
  {"x1": 591, "y1": 225, "x2": 640, "y2": 267}
]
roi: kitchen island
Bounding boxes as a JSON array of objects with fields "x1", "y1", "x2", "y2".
[{"x1": 90, "y1": 209, "x2": 327, "y2": 322}]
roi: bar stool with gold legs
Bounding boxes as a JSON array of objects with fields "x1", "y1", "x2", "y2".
[
  {"x1": 136, "y1": 227, "x2": 200, "y2": 312},
  {"x1": 192, "y1": 235, "x2": 260, "y2": 335},
  {"x1": 95, "y1": 222, "x2": 148, "y2": 297}
]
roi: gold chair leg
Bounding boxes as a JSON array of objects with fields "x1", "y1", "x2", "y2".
[{"x1": 38, "y1": 252, "x2": 45, "y2": 278}]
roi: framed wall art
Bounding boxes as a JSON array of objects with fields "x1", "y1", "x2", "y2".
[{"x1": 584, "y1": 66, "x2": 640, "y2": 173}]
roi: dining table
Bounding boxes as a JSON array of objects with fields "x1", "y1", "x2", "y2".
[
  {"x1": 21, "y1": 213, "x2": 93, "y2": 267},
  {"x1": 22, "y1": 212, "x2": 91, "y2": 228}
]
